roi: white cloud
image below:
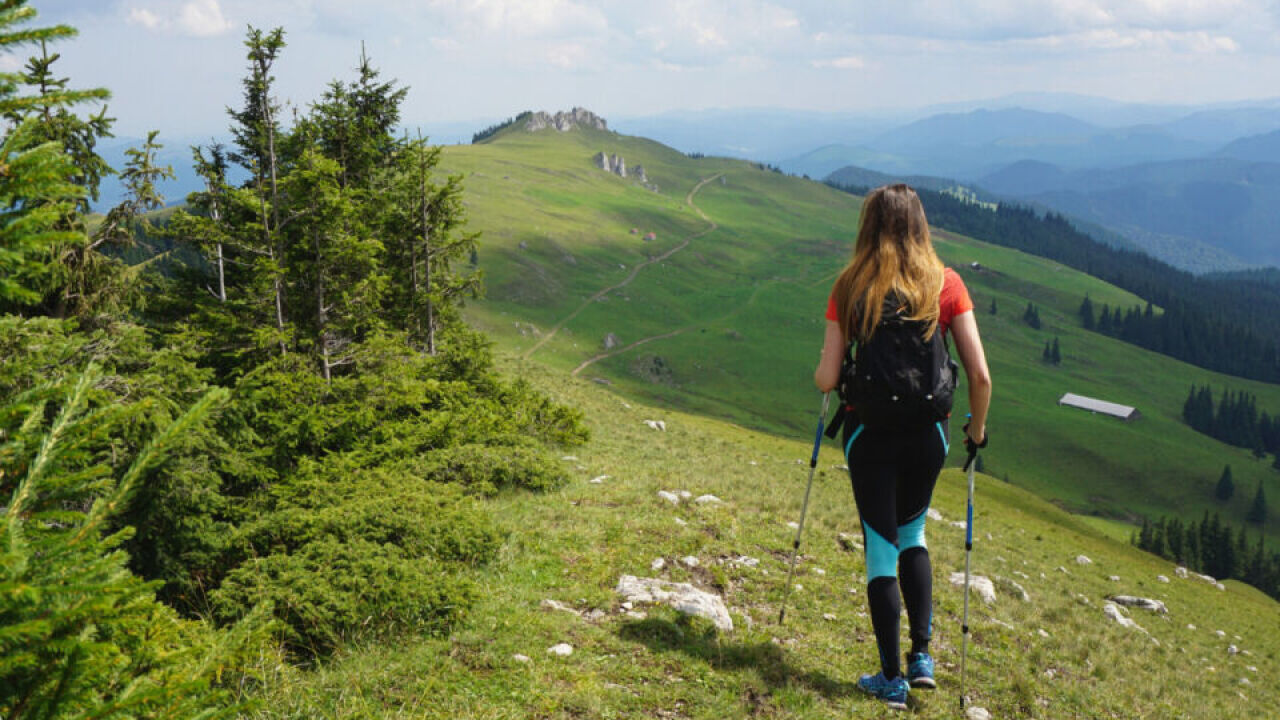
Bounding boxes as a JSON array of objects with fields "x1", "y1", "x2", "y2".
[
  {"x1": 1011, "y1": 27, "x2": 1239, "y2": 53},
  {"x1": 0, "y1": 54, "x2": 23, "y2": 72},
  {"x1": 124, "y1": 1, "x2": 232, "y2": 37},
  {"x1": 811, "y1": 55, "x2": 864, "y2": 69},
  {"x1": 127, "y1": 7, "x2": 163, "y2": 30},
  {"x1": 178, "y1": 0, "x2": 233, "y2": 37}
]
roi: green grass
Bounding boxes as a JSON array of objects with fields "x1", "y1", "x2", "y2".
[
  {"x1": 443, "y1": 126, "x2": 1280, "y2": 543},
  {"x1": 243, "y1": 359, "x2": 1280, "y2": 718}
]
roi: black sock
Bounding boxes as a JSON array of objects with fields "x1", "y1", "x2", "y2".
[
  {"x1": 899, "y1": 547, "x2": 932, "y2": 656},
  {"x1": 867, "y1": 576, "x2": 902, "y2": 678}
]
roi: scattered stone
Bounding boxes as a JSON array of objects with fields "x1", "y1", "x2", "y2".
[
  {"x1": 694, "y1": 494, "x2": 721, "y2": 504},
  {"x1": 951, "y1": 520, "x2": 967, "y2": 529},
  {"x1": 541, "y1": 599, "x2": 580, "y2": 616},
  {"x1": 1037, "y1": 629, "x2": 1050, "y2": 638},
  {"x1": 1240, "y1": 677, "x2": 1252, "y2": 686},
  {"x1": 643, "y1": 419, "x2": 667, "y2": 431},
  {"x1": 813, "y1": 568, "x2": 826, "y2": 576},
  {"x1": 1044, "y1": 668, "x2": 1057, "y2": 679},
  {"x1": 927, "y1": 508, "x2": 944, "y2": 521},
  {"x1": 1103, "y1": 602, "x2": 1147, "y2": 633},
  {"x1": 1157, "y1": 575, "x2": 1170, "y2": 583},
  {"x1": 837, "y1": 533, "x2": 863, "y2": 552},
  {"x1": 651, "y1": 557, "x2": 666, "y2": 571},
  {"x1": 1215, "y1": 582, "x2": 1226, "y2": 591},
  {"x1": 994, "y1": 576, "x2": 1030, "y2": 602},
  {"x1": 674, "y1": 518, "x2": 687, "y2": 526},
  {"x1": 1107, "y1": 595, "x2": 1168, "y2": 614},
  {"x1": 1056, "y1": 566, "x2": 1070, "y2": 574},
  {"x1": 615, "y1": 574, "x2": 733, "y2": 631},
  {"x1": 513, "y1": 653, "x2": 531, "y2": 663},
  {"x1": 1076, "y1": 555, "x2": 1093, "y2": 565},
  {"x1": 625, "y1": 610, "x2": 647, "y2": 620},
  {"x1": 681, "y1": 556, "x2": 699, "y2": 568},
  {"x1": 657, "y1": 490, "x2": 680, "y2": 505},
  {"x1": 1247, "y1": 665, "x2": 1258, "y2": 673},
  {"x1": 621, "y1": 601, "x2": 634, "y2": 610},
  {"x1": 561, "y1": 455, "x2": 579, "y2": 461},
  {"x1": 729, "y1": 556, "x2": 760, "y2": 568},
  {"x1": 793, "y1": 584, "x2": 803, "y2": 592},
  {"x1": 678, "y1": 490, "x2": 692, "y2": 499},
  {"x1": 1187, "y1": 624, "x2": 1197, "y2": 630},
  {"x1": 589, "y1": 475, "x2": 609, "y2": 484},
  {"x1": 787, "y1": 521, "x2": 800, "y2": 530},
  {"x1": 1108, "y1": 575, "x2": 1121, "y2": 582},
  {"x1": 1013, "y1": 570, "x2": 1030, "y2": 580},
  {"x1": 1216, "y1": 630, "x2": 1227, "y2": 638},
  {"x1": 585, "y1": 609, "x2": 606, "y2": 621},
  {"x1": 966, "y1": 706, "x2": 992, "y2": 720},
  {"x1": 1175, "y1": 566, "x2": 1189, "y2": 578},
  {"x1": 949, "y1": 573, "x2": 997, "y2": 604},
  {"x1": 1228, "y1": 645, "x2": 1239, "y2": 655},
  {"x1": 592, "y1": 377, "x2": 612, "y2": 385},
  {"x1": 823, "y1": 613, "x2": 838, "y2": 621},
  {"x1": 547, "y1": 643, "x2": 573, "y2": 657}
]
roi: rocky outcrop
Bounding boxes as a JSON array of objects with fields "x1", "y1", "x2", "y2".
[
  {"x1": 526, "y1": 107, "x2": 608, "y2": 132},
  {"x1": 615, "y1": 574, "x2": 733, "y2": 631},
  {"x1": 633, "y1": 164, "x2": 648, "y2": 183}
]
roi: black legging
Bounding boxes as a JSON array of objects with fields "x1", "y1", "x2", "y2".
[{"x1": 843, "y1": 415, "x2": 948, "y2": 679}]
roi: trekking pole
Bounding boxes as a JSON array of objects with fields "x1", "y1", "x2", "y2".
[
  {"x1": 778, "y1": 391, "x2": 831, "y2": 625},
  {"x1": 960, "y1": 430, "x2": 979, "y2": 709}
]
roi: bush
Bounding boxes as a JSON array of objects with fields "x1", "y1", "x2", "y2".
[
  {"x1": 212, "y1": 537, "x2": 474, "y2": 654},
  {"x1": 421, "y1": 442, "x2": 567, "y2": 495}
]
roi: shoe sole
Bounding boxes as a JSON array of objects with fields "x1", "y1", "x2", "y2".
[{"x1": 909, "y1": 676, "x2": 937, "y2": 689}]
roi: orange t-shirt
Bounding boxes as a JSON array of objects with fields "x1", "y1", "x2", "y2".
[{"x1": 825, "y1": 268, "x2": 974, "y2": 337}]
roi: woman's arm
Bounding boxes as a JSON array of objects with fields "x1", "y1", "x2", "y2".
[
  {"x1": 814, "y1": 320, "x2": 845, "y2": 392},
  {"x1": 949, "y1": 310, "x2": 992, "y2": 442}
]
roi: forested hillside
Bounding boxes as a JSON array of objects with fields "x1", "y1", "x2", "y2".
[{"x1": 1, "y1": 6, "x2": 583, "y2": 716}]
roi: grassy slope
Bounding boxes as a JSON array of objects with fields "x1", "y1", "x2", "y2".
[
  {"x1": 247, "y1": 360, "x2": 1280, "y2": 719},
  {"x1": 443, "y1": 126, "x2": 1280, "y2": 541}
]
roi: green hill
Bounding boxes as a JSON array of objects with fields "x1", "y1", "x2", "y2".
[
  {"x1": 246, "y1": 360, "x2": 1280, "y2": 718},
  {"x1": 440, "y1": 120, "x2": 1280, "y2": 545}
]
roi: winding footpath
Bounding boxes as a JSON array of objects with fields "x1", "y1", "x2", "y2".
[{"x1": 522, "y1": 173, "x2": 723, "y2": 361}]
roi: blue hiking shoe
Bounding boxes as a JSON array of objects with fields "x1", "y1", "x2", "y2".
[
  {"x1": 906, "y1": 652, "x2": 937, "y2": 689},
  {"x1": 857, "y1": 671, "x2": 909, "y2": 710}
]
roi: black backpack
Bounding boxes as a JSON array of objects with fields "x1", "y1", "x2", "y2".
[{"x1": 826, "y1": 292, "x2": 958, "y2": 436}]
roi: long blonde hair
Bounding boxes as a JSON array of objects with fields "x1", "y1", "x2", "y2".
[{"x1": 832, "y1": 184, "x2": 944, "y2": 342}]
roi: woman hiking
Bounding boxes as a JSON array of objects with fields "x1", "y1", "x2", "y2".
[{"x1": 814, "y1": 183, "x2": 992, "y2": 711}]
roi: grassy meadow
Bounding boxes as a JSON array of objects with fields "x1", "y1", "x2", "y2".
[
  {"x1": 244, "y1": 359, "x2": 1280, "y2": 718},
  {"x1": 442, "y1": 124, "x2": 1280, "y2": 542}
]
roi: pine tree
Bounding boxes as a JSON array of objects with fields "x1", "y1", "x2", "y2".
[
  {"x1": 1051, "y1": 336, "x2": 1061, "y2": 364},
  {"x1": 1079, "y1": 294, "x2": 1094, "y2": 330},
  {"x1": 1216, "y1": 464, "x2": 1234, "y2": 501},
  {"x1": 1248, "y1": 481, "x2": 1267, "y2": 525},
  {"x1": 989, "y1": 297, "x2": 997, "y2": 315},
  {"x1": 1042, "y1": 340, "x2": 1051, "y2": 362}
]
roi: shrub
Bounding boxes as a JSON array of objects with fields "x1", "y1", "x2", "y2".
[{"x1": 420, "y1": 442, "x2": 567, "y2": 495}]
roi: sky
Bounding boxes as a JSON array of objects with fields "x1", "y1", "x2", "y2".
[{"x1": 19, "y1": 0, "x2": 1280, "y2": 138}]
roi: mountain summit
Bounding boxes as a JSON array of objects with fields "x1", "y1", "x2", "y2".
[{"x1": 525, "y1": 107, "x2": 608, "y2": 132}]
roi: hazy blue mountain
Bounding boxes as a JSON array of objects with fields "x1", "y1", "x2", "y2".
[
  {"x1": 1158, "y1": 107, "x2": 1280, "y2": 145},
  {"x1": 980, "y1": 158, "x2": 1280, "y2": 269},
  {"x1": 824, "y1": 165, "x2": 970, "y2": 194},
  {"x1": 777, "y1": 144, "x2": 912, "y2": 179},
  {"x1": 1217, "y1": 129, "x2": 1280, "y2": 163},
  {"x1": 872, "y1": 108, "x2": 1098, "y2": 151},
  {"x1": 613, "y1": 108, "x2": 898, "y2": 162}
]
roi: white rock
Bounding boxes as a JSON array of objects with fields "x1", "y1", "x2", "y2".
[
  {"x1": 1175, "y1": 566, "x2": 1189, "y2": 578},
  {"x1": 787, "y1": 521, "x2": 800, "y2": 530},
  {"x1": 513, "y1": 653, "x2": 531, "y2": 663},
  {"x1": 1103, "y1": 602, "x2": 1146, "y2": 633},
  {"x1": 1187, "y1": 624, "x2": 1197, "y2": 630},
  {"x1": 949, "y1": 572, "x2": 996, "y2": 604},
  {"x1": 694, "y1": 494, "x2": 722, "y2": 504},
  {"x1": 823, "y1": 613, "x2": 838, "y2": 621},
  {"x1": 1037, "y1": 629, "x2": 1050, "y2": 638},
  {"x1": 1227, "y1": 645, "x2": 1239, "y2": 655},
  {"x1": 589, "y1": 475, "x2": 609, "y2": 484},
  {"x1": 674, "y1": 517, "x2": 687, "y2": 526},
  {"x1": 749, "y1": 461, "x2": 758, "y2": 466},
  {"x1": 951, "y1": 520, "x2": 967, "y2": 529},
  {"x1": 1247, "y1": 665, "x2": 1258, "y2": 673},
  {"x1": 1044, "y1": 668, "x2": 1057, "y2": 679},
  {"x1": 642, "y1": 419, "x2": 666, "y2": 431},
  {"x1": 615, "y1": 574, "x2": 733, "y2": 631},
  {"x1": 547, "y1": 643, "x2": 573, "y2": 656},
  {"x1": 657, "y1": 490, "x2": 680, "y2": 505},
  {"x1": 1108, "y1": 575, "x2": 1121, "y2": 582},
  {"x1": 541, "y1": 599, "x2": 580, "y2": 616},
  {"x1": 1157, "y1": 575, "x2": 1170, "y2": 583},
  {"x1": 1216, "y1": 630, "x2": 1227, "y2": 638},
  {"x1": 813, "y1": 568, "x2": 826, "y2": 576},
  {"x1": 678, "y1": 490, "x2": 692, "y2": 499},
  {"x1": 1215, "y1": 582, "x2": 1226, "y2": 591},
  {"x1": 681, "y1": 556, "x2": 699, "y2": 567},
  {"x1": 965, "y1": 707, "x2": 992, "y2": 720},
  {"x1": 1076, "y1": 555, "x2": 1093, "y2": 565},
  {"x1": 1240, "y1": 677, "x2": 1251, "y2": 686},
  {"x1": 1107, "y1": 595, "x2": 1168, "y2": 614},
  {"x1": 1056, "y1": 566, "x2": 1070, "y2": 574},
  {"x1": 561, "y1": 455, "x2": 579, "y2": 461},
  {"x1": 794, "y1": 584, "x2": 803, "y2": 591},
  {"x1": 621, "y1": 601, "x2": 634, "y2": 610},
  {"x1": 651, "y1": 557, "x2": 666, "y2": 571},
  {"x1": 927, "y1": 508, "x2": 944, "y2": 521},
  {"x1": 625, "y1": 610, "x2": 647, "y2": 620},
  {"x1": 994, "y1": 576, "x2": 1031, "y2": 602},
  {"x1": 585, "y1": 609, "x2": 606, "y2": 621},
  {"x1": 730, "y1": 556, "x2": 760, "y2": 568}
]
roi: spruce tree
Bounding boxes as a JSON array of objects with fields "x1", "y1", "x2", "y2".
[
  {"x1": 1051, "y1": 336, "x2": 1061, "y2": 364},
  {"x1": 989, "y1": 297, "x2": 997, "y2": 315},
  {"x1": 1216, "y1": 464, "x2": 1234, "y2": 501},
  {"x1": 1042, "y1": 340, "x2": 1051, "y2": 362},
  {"x1": 1079, "y1": 294, "x2": 1094, "y2": 330},
  {"x1": 1248, "y1": 481, "x2": 1267, "y2": 525}
]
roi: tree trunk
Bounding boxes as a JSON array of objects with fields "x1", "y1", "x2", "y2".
[
  {"x1": 315, "y1": 228, "x2": 330, "y2": 384},
  {"x1": 420, "y1": 156, "x2": 435, "y2": 355},
  {"x1": 210, "y1": 197, "x2": 226, "y2": 302}
]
